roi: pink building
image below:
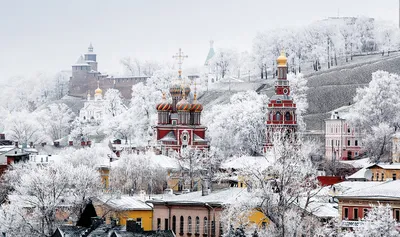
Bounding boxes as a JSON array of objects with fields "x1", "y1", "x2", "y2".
[
  {"x1": 325, "y1": 109, "x2": 363, "y2": 160},
  {"x1": 147, "y1": 188, "x2": 267, "y2": 237}
]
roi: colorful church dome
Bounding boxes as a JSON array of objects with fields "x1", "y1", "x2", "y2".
[
  {"x1": 277, "y1": 51, "x2": 287, "y2": 66},
  {"x1": 176, "y1": 97, "x2": 191, "y2": 111},
  {"x1": 156, "y1": 92, "x2": 172, "y2": 111},
  {"x1": 190, "y1": 93, "x2": 203, "y2": 112}
]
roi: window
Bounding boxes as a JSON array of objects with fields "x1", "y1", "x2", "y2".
[
  {"x1": 165, "y1": 218, "x2": 169, "y2": 230},
  {"x1": 363, "y1": 209, "x2": 369, "y2": 218},
  {"x1": 285, "y1": 112, "x2": 290, "y2": 121},
  {"x1": 372, "y1": 173, "x2": 374, "y2": 181},
  {"x1": 172, "y1": 216, "x2": 176, "y2": 234},
  {"x1": 355, "y1": 151, "x2": 359, "y2": 156},
  {"x1": 195, "y1": 217, "x2": 200, "y2": 234},
  {"x1": 204, "y1": 217, "x2": 208, "y2": 235},
  {"x1": 188, "y1": 216, "x2": 192, "y2": 233},
  {"x1": 219, "y1": 222, "x2": 223, "y2": 236},
  {"x1": 348, "y1": 128, "x2": 351, "y2": 133},
  {"x1": 344, "y1": 207, "x2": 349, "y2": 219},
  {"x1": 355, "y1": 140, "x2": 358, "y2": 146},
  {"x1": 347, "y1": 151, "x2": 352, "y2": 160},
  {"x1": 348, "y1": 140, "x2": 351, "y2": 146},
  {"x1": 211, "y1": 221, "x2": 215, "y2": 237},
  {"x1": 180, "y1": 216, "x2": 184, "y2": 234},
  {"x1": 136, "y1": 218, "x2": 142, "y2": 227},
  {"x1": 382, "y1": 172, "x2": 385, "y2": 181},
  {"x1": 395, "y1": 209, "x2": 400, "y2": 221},
  {"x1": 354, "y1": 208, "x2": 359, "y2": 220},
  {"x1": 276, "y1": 112, "x2": 281, "y2": 121},
  {"x1": 394, "y1": 173, "x2": 397, "y2": 181},
  {"x1": 157, "y1": 218, "x2": 161, "y2": 230}
]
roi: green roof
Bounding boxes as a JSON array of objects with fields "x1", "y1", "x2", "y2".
[{"x1": 204, "y1": 47, "x2": 215, "y2": 66}]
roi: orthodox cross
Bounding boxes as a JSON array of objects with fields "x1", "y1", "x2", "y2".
[{"x1": 172, "y1": 48, "x2": 188, "y2": 77}]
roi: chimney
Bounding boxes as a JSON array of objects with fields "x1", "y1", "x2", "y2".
[
  {"x1": 0, "y1": 134, "x2": 5, "y2": 140},
  {"x1": 201, "y1": 178, "x2": 210, "y2": 196},
  {"x1": 15, "y1": 141, "x2": 19, "y2": 148},
  {"x1": 69, "y1": 141, "x2": 73, "y2": 146},
  {"x1": 87, "y1": 141, "x2": 92, "y2": 147},
  {"x1": 29, "y1": 142, "x2": 33, "y2": 148}
]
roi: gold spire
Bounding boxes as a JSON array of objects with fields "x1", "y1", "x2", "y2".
[
  {"x1": 193, "y1": 81, "x2": 197, "y2": 102},
  {"x1": 277, "y1": 50, "x2": 287, "y2": 66},
  {"x1": 95, "y1": 81, "x2": 102, "y2": 95}
]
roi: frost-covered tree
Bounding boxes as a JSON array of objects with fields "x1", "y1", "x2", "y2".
[
  {"x1": 222, "y1": 138, "x2": 322, "y2": 236},
  {"x1": 287, "y1": 73, "x2": 308, "y2": 132},
  {"x1": 353, "y1": 204, "x2": 398, "y2": 237},
  {"x1": 209, "y1": 48, "x2": 238, "y2": 79},
  {"x1": 348, "y1": 71, "x2": 400, "y2": 162},
  {"x1": 204, "y1": 91, "x2": 267, "y2": 156},
  {"x1": 4, "y1": 110, "x2": 49, "y2": 145},
  {"x1": 104, "y1": 88, "x2": 125, "y2": 118},
  {"x1": 37, "y1": 103, "x2": 76, "y2": 141},
  {"x1": 0, "y1": 162, "x2": 101, "y2": 237},
  {"x1": 109, "y1": 153, "x2": 167, "y2": 194}
]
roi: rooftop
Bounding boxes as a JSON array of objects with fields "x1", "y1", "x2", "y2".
[{"x1": 336, "y1": 180, "x2": 400, "y2": 200}]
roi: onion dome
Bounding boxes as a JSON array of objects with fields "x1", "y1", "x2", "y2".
[
  {"x1": 95, "y1": 87, "x2": 102, "y2": 95},
  {"x1": 169, "y1": 83, "x2": 182, "y2": 98},
  {"x1": 182, "y1": 84, "x2": 191, "y2": 97},
  {"x1": 190, "y1": 93, "x2": 203, "y2": 112},
  {"x1": 156, "y1": 92, "x2": 172, "y2": 111},
  {"x1": 176, "y1": 96, "x2": 191, "y2": 111},
  {"x1": 277, "y1": 51, "x2": 287, "y2": 66}
]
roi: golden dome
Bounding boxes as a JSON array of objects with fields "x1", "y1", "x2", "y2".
[
  {"x1": 277, "y1": 51, "x2": 287, "y2": 66},
  {"x1": 95, "y1": 87, "x2": 102, "y2": 95}
]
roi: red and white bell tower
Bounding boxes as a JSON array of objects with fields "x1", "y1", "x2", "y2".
[{"x1": 265, "y1": 52, "x2": 298, "y2": 149}]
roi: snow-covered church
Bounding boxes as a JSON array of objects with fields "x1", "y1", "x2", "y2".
[{"x1": 79, "y1": 84, "x2": 107, "y2": 124}]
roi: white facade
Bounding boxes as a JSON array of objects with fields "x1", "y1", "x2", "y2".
[
  {"x1": 325, "y1": 111, "x2": 363, "y2": 160},
  {"x1": 79, "y1": 90, "x2": 107, "y2": 124}
]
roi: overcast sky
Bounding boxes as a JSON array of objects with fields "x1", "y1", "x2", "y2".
[{"x1": 0, "y1": 0, "x2": 398, "y2": 79}]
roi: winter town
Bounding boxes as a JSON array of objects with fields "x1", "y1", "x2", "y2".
[{"x1": 2, "y1": 1, "x2": 400, "y2": 236}]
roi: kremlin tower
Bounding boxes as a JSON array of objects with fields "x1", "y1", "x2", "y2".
[
  {"x1": 265, "y1": 51, "x2": 298, "y2": 148},
  {"x1": 154, "y1": 49, "x2": 209, "y2": 156}
]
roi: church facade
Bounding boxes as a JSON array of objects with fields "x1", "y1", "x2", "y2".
[
  {"x1": 68, "y1": 43, "x2": 148, "y2": 99},
  {"x1": 265, "y1": 52, "x2": 298, "y2": 149},
  {"x1": 154, "y1": 50, "x2": 209, "y2": 155},
  {"x1": 79, "y1": 86, "x2": 108, "y2": 124}
]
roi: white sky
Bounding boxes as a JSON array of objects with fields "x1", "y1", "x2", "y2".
[{"x1": 0, "y1": 0, "x2": 398, "y2": 79}]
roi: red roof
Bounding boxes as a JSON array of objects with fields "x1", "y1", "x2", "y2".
[{"x1": 317, "y1": 176, "x2": 344, "y2": 186}]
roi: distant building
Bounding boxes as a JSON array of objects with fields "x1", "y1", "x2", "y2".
[
  {"x1": 68, "y1": 43, "x2": 148, "y2": 99},
  {"x1": 79, "y1": 85, "x2": 107, "y2": 124},
  {"x1": 325, "y1": 109, "x2": 363, "y2": 160}
]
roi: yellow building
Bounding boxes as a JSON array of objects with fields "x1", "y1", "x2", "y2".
[
  {"x1": 97, "y1": 165, "x2": 110, "y2": 190},
  {"x1": 93, "y1": 195, "x2": 153, "y2": 231},
  {"x1": 368, "y1": 163, "x2": 400, "y2": 181}
]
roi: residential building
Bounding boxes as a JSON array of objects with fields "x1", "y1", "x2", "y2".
[
  {"x1": 147, "y1": 188, "x2": 268, "y2": 237},
  {"x1": 93, "y1": 195, "x2": 153, "y2": 230},
  {"x1": 335, "y1": 180, "x2": 400, "y2": 228},
  {"x1": 325, "y1": 108, "x2": 363, "y2": 160}
]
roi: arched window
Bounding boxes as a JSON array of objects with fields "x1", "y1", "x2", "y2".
[
  {"x1": 172, "y1": 216, "x2": 176, "y2": 234},
  {"x1": 195, "y1": 216, "x2": 200, "y2": 234},
  {"x1": 188, "y1": 216, "x2": 192, "y2": 233},
  {"x1": 276, "y1": 112, "x2": 281, "y2": 121},
  {"x1": 180, "y1": 216, "x2": 184, "y2": 234},
  {"x1": 285, "y1": 112, "x2": 290, "y2": 121},
  {"x1": 204, "y1": 217, "x2": 208, "y2": 235}
]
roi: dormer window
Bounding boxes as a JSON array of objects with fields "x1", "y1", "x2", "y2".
[{"x1": 277, "y1": 99, "x2": 282, "y2": 104}]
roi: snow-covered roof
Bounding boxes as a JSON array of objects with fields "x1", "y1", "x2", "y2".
[
  {"x1": 296, "y1": 197, "x2": 338, "y2": 218},
  {"x1": 150, "y1": 154, "x2": 180, "y2": 170},
  {"x1": 339, "y1": 158, "x2": 373, "y2": 168},
  {"x1": 29, "y1": 154, "x2": 61, "y2": 164},
  {"x1": 220, "y1": 156, "x2": 272, "y2": 170},
  {"x1": 193, "y1": 134, "x2": 205, "y2": 142},
  {"x1": 148, "y1": 188, "x2": 249, "y2": 206},
  {"x1": 0, "y1": 146, "x2": 16, "y2": 154},
  {"x1": 337, "y1": 180, "x2": 400, "y2": 200},
  {"x1": 367, "y1": 163, "x2": 400, "y2": 170},
  {"x1": 73, "y1": 55, "x2": 89, "y2": 66},
  {"x1": 328, "y1": 181, "x2": 382, "y2": 197},
  {"x1": 347, "y1": 168, "x2": 372, "y2": 180},
  {"x1": 159, "y1": 131, "x2": 176, "y2": 142},
  {"x1": 94, "y1": 195, "x2": 152, "y2": 211}
]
